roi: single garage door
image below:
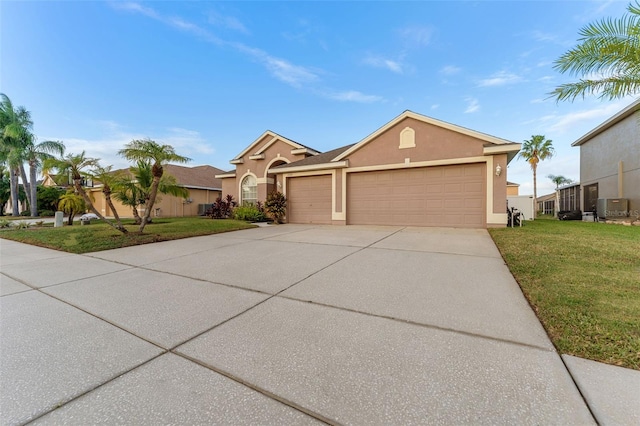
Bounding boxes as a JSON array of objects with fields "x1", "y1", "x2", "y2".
[
  {"x1": 287, "y1": 175, "x2": 333, "y2": 224},
  {"x1": 347, "y1": 163, "x2": 485, "y2": 228}
]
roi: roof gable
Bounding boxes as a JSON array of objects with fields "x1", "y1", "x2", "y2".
[
  {"x1": 333, "y1": 110, "x2": 515, "y2": 161},
  {"x1": 232, "y1": 130, "x2": 318, "y2": 162}
]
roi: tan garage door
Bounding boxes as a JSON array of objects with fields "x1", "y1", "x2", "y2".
[
  {"x1": 347, "y1": 163, "x2": 485, "y2": 228},
  {"x1": 287, "y1": 175, "x2": 332, "y2": 224}
]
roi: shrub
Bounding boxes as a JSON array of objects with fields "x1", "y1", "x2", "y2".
[
  {"x1": 0, "y1": 219, "x2": 10, "y2": 228},
  {"x1": 20, "y1": 210, "x2": 30, "y2": 216},
  {"x1": 232, "y1": 204, "x2": 267, "y2": 222},
  {"x1": 38, "y1": 209, "x2": 55, "y2": 217},
  {"x1": 14, "y1": 221, "x2": 31, "y2": 229},
  {"x1": 265, "y1": 191, "x2": 287, "y2": 223},
  {"x1": 206, "y1": 194, "x2": 236, "y2": 219}
]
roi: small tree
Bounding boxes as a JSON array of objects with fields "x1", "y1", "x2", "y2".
[
  {"x1": 37, "y1": 185, "x2": 65, "y2": 215},
  {"x1": 118, "y1": 139, "x2": 190, "y2": 232},
  {"x1": 58, "y1": 190, "x2": 85, "y2": 225},
  {"x1": 265, "y1": 191, "x2": 287, "y2": 223}
]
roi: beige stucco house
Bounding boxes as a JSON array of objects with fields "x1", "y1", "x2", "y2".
[
  {"x1": 572, "y1": 99, "x2": 639, "y2": 218},
  {"x1": 218, "y1": 111, "x2": 521, "y2": 228},
  {"x1": 89, "y1": 164, "x2": 224, "y2": 218}
]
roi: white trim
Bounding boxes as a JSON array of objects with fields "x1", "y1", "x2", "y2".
[
  {"x1": 230, "y1": 158, "x2": 244, "y2": 165},
  {"x1": 180, "y1": 185, "x2": 222, "y2": 191},
  {"x1": 249, "y1": 154, "x2": 265, "y2": 160},
  {"x1": 254, "y1": 137, "x2": 278, "y2": 155},
  {"x1": 346, "y1": 155, "x2": 487, "y2": 173},
  {"x1": 233, "y1": 131, "x2": 307, "y2": 161},
  {"x1": 256, "y1": 177, "x2": 274, "y2": 184},
  {"x1": 215, "y1": 173, "x2": 236, "y2": 179},
  {"x1": 238, "y1": 171, "x2": 258, "y2": 205},
  {"x1": 291, "y1": 147, "x2": 320, "y2": 155},
  {"x1": 333, "y1": 110, "x2": 516, "y2": 162},
  {"x1": 270, "y1": 160, "x2": 349, "y2": 174},
  {"x1": 483, "y1": 144, "x2": 521, "y2": 155},
  {"x1": 264, "y1": 157, "x2": 291, "y2": 178}
]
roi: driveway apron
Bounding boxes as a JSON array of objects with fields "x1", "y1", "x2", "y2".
[{"x1": 1, "y1": 225, "x2": 596, "y2": 425}]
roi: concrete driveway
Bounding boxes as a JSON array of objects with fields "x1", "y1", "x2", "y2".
[{"x1": 1, "y1": 224, "x2": 634, "y2": 424}]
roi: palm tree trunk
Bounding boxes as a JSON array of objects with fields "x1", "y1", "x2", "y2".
[
  {"x1": 19, "y1": 164, "x2": 31, "y2": 212},
  {"x1": 139, "y1": 176, "x2": 160, "y2": 232},
  {"x1": 74, "y1": 179, "x2": 128, "y2": 234},
  {"x1": 103, "y1": 186, "x2": 122, "y2": 224},
  {"x1": 533, "y1": 167, "x2": 538, "y2": 219},
  {"x1": 10, "y1": 168, "x2": 19, "y2": 216},
  {"x1": 29, "y1": 161, "x2": 38, "y2": 216}
]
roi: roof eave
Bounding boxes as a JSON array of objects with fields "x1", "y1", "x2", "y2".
[
  {"x1": 269, "y1": 160, "x2": 349, "y2": 174},
  {"x1": 571, "y1": 99, "x2": 640, "y2": 147}
]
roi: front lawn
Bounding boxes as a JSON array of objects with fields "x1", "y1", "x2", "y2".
[
  {"x1": 0, "y1": 217, "x2": 255, "y2": 254},
  {"x1": 489, "y1": 219, "x2": 640, "y2": 370}
]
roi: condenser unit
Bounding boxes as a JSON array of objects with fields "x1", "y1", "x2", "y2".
[{"x1": 596, "y1": 198, "x2": 629, "y2": 219}]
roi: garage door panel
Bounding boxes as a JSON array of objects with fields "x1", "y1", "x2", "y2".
[
  {"x1": 288, "y1": 175, "x2": 332, "y2": 224},
  {"x1": 347, "y1": 163, "x2": 485, "y2": 228}
]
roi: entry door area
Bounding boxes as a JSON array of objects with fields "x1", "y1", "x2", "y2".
[
  {"x1": 287, "y1": 175, "x2": 333, "y2": 224},
  {"x1": 347, "y1": 163, "x2": 486, "y2": 228}
]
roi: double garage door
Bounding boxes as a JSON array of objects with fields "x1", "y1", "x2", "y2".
[{"x1": 287, "y1": 163, "x2": 486, "y2": 228}]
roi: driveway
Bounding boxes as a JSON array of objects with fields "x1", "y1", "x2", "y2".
[{"x1": 0, "y1": 225, "x2": 607, "y2": 424}]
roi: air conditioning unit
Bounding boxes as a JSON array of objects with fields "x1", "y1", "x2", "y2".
[{"x1": 596, "y1": 198, "x2": 629, "y2": 219}]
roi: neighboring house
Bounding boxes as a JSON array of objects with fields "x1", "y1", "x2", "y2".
[
  {"x1": 558, "y1": 182, "x2": 581, "y2": 212},
  {"x1": 90, "y1": 164, "x2": 224, "y2": 218},
  {"x1": 506, "y1": 181, "x2": 520, "y2": 196},
  {"x1": 218, "y1": 110, "x2": 521, "y2": 228},
  {"x1": 536, "y1": 193, "x2": 556, "y2": 215},
  {"x1": 572, "y1": 99, "x2": 640, "y2": 218}
]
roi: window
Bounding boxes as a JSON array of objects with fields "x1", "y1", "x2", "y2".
[{"x1": 241, "y1": 175, "x2": 257, "y2": 205}]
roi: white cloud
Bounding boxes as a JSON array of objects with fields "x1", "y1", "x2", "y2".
[
  {"x1": 547, "y1": 101, "x2": 628, "y2": 134},
  {"x1": 478, "y1": 71, "x2": 524, "y2": 87},
  {"x1": 364, "y1": 55, "x2": 404, "y2": 74},
  {"x1": 464, "y1": 97, "x2": 480, "y2": 113},
  {"x1": 41, "y1": 123, "x2": 215, "y2": 171},
  {"x1": 440, "y1": 65, "x2": 461, "y2": 75},
  {"x1": 322, "y1": 90, "x2": 384, "y2": 103},
  {"x1": 431, "y1": 104, "x2": 440, "y2": 110},
  {"x1": 208, "y1": 11, "x2": 249, "y2": 34},
  {"x1": 398, "y1": 26, "x2": 434, "y2": 47}
]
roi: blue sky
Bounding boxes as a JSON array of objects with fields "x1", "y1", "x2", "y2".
[{"x1": 2, "y1": 0, "x2": 636, "y2": 195}]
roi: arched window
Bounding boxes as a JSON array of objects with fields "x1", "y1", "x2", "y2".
[{"x1": 241, "y1": 175, "x2": 257, "y2": 205}]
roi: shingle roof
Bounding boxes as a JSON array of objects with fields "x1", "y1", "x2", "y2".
[
  {"x1": 108, "y1": 164, "x2": 225, "y2": 190},
  {"x1": 163, "y1": 164, "x2": 225, "y2": 189},
  {"x1": 271, "y1": 144, "x2": 355, "y2": 170}
]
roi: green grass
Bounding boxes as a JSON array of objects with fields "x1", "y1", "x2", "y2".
[
  {"x1": 489, "y1": 219, "x2": 640, "y2": 370},
  {"x1": 0, "y1": 217, "x2": 255, "y2": 254}
]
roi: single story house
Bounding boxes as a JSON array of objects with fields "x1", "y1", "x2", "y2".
[
  {"x1": 89, "y1": 164, "x2": 224, "y2": 218},
  {"x1": 572, "y1": 99, "x2": 639, "y2": 218},
  {"x1": 217, "y1": 111, "x2": 521, "y2": 228},
  {"x1": 536, "y1": 193, "x2": 556, "y2": 215}
]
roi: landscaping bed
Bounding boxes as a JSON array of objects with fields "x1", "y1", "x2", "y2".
[
  {"x1": 0, "y1": 217, "x2": 255, "y2": 254},
  {"x1": 489, "y1": 218, "x2": 640, "y2": 370}
]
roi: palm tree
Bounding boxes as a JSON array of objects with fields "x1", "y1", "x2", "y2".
[
  {"x1": 0, "y1": 94, "x2": 32, "y2": 216},
  {"x1": 23, "y1": 140, "x2": 65, "y2": 216},
  {"x1": 0, "y1": 164, "x2": 11, "y2": 215},
  {"x1": 118, "y1": 139, "x2": 190, "y2": 232},
  {"x1": 44, "y1": 151, "x2": 128, "y2": 234},
  {"x1": 547, "y1": 174, "x2": 573, "y2": 216},
  {"x1": 58, "y1": 190, "x2": 86, "y2": 226},
  {"x1": 550, "y1": 1, "x2": 640, "y2": 101},
  {"x1": 518, "y1": 135, "x2": 555, "y2": 218},
  {"x1": 88, "y1": 163, "x2": 126, "y2": 227},
  {"x1": 112, "y1": 160, "x2": 189, "y2": 225}
]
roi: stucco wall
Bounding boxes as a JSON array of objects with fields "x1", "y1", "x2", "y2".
[
  {"x1": 346, "y1": 117, "x2": 485, "y2": 168},
  {"x1": 580, "y1": 112, "x2": 640, "y2": 214}
]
